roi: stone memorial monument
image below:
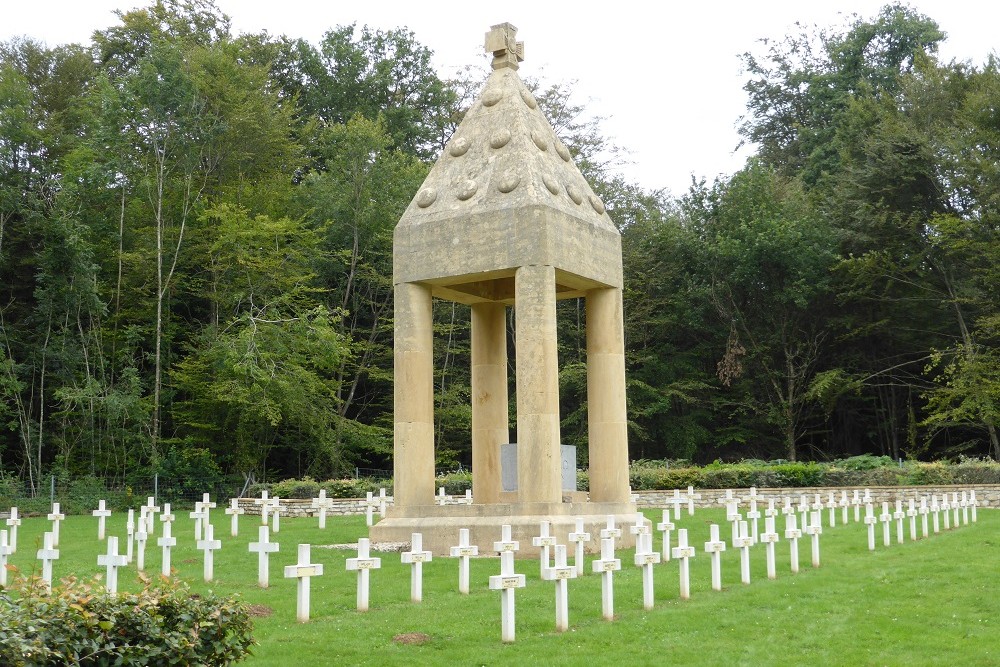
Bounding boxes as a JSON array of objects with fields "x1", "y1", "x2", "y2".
[{"x1": 370, "y1": 23, "x2": 637, "y2": 555}]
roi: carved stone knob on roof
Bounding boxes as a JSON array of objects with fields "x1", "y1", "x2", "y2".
[
  {"x1": 490, "y1": 129, "x2": 512, "y2": 149},
  {"x1": 448, "y1": 137, "x2": 471, "y2": 157},
  {"x1": 456, "y1": 180, "x2": 478, "y2": 201},
  {"x1": 498, "y1": 173, "x2": 521, "y2": 193},
  {"x1": 416, "y1": 188, "x2": 437, "y2": 208}
]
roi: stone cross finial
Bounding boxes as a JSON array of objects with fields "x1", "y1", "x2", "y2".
[{"x1": 485, "y1": 22, "x2": 524, "y2": 70}]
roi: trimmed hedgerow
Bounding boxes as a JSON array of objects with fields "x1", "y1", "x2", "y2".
[{"x1": 0, "y1": 573, "x2": 254, "y2": 666}]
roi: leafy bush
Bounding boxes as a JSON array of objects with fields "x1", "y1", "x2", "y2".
[
  {"x1": 768, "y1": 462, "x2": 826, "y2": 487},
  {"x1": 0, "y1": 574, "x2": 254, "y2": 666},
  {"x1": 437, "y1": 470, "x2": 472, "y2": 495},
  {"x1": 270, "y1": 477, "x2": 321, "y2": 499},
  {"x1": 832, "y1": 454, "x2": 895, "y2": 471},
  {"x1": 901, "y1": 463, "x2": 955, "y2": 486},
  {"x1": 155, "y1": 446, "x2": 224, "y2": 506}
]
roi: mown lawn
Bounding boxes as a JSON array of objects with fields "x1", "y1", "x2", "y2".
[{"x1": 3, "y1": 504, "x2": 996, "y2": 666}]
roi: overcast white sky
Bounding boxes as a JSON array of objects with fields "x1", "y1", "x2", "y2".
[{"x1": 3, "y1": 1, "x2": 997, "y2": 195}]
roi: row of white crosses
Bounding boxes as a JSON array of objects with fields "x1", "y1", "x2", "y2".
[
  {"x1": 436, "y1": 486, "x2": 474, "y2": 506},
  {"x1": 865, "y1": 490, "x2": 978, "y2": 552}
]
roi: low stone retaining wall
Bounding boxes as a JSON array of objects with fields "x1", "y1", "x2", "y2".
[{"x1": 232, "y1": 483, "x2": 998, "y2": 517}]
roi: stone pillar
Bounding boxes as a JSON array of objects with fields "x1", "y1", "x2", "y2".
[
  {"x1": 586, "y1": 287, "x2": 629, "y2": 503},
  {"x1": 514, "y1": 264, "x2": 561, "y2": 503},
  {"x1": 471, "y1": 301, "x2": 509, "y2": 504},
  {"x1": 393, "y1": 281, "x2": 435, "y2": 508}
]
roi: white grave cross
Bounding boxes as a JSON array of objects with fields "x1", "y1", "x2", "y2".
[
  {"x1": 672, "y1": 528, "x2": 696, "y2": 600},
  {"x1": 703, "y1": 523, "x2": 727, "y2": 591},
  {"x1": 157, "y1": 518, "x2": 177, "y2": 577},
  {"x1": 532, "y1": 520, "x2": 557, "y2": 577},
  {"x1": 542, "y1": 544, "x2": 577, "y2": 632},
  {"x1": 125, "y1": 508, "x2": 135, "y2": 564},
  {"x1": 346, "y1": 538, "x2": 382, "y2": 611},
  {"x1": 941, "y1": 494, "x2": 952, "y2": 530},
  {"x1": 5, "y1": 506, "x2": 20, "y2": 553},
  {"x1": 733, "y1": 520, "x2": 754, "y2": 585},
  {"x1": 450, "y1": 528, "x2": 479, "y2": 594},
  {"x1": 879, "y1": 502, "x2": 892, "y2": 546},
  {"x1": 311, "y1": 490, "x2": 334, "y2": 529},
  {"x1": 918, "y1": 497, "x2": 930, "y2": 538},
  {"x1": 493, "y1": 524, "x2": 520, "y2": 554},
  {"x1": 134, "y1": 525, "x2": 148, "y2": 572},
  {"x1": 960, "y1": 491, "x2": 970, "y2": 526},
  {"x1": 931, "y1": 495, "x2": 941, "y2": 533},
  {"x1": 633, "y1": 532, "x2": 660, "y2": 610},
  {"x1": 98, "y1": 536, "x2": 128, "y2": 594},
  {"x1": 970, "y1": 490, "x2": 978, "y2": 522},
  {"x1": 144, "y1": 496, "x2": 160, "y2": 535},
  {"x1": 196, "y1": 522, "x2": 222, "y2": 582},
  {"x1": 269, "y1": 497, "x2": 282, "y2": 533},
  {"x1": 746, "y1": 497, "x2": 761, "y2": 544},
  {"x1": 599, "y1": 515, "x2": 622, "y2": 544},
  {"x1": 670, "y1": 489, "x2": 686, "y2": 520},
  {"x1": 189, "y1": 504, "x2": 208, "y2": 542},
  {"x1": 760, "y1": 516, "x2": 780, "y2": 580},
  {"x1": 37, "y1": 531, "x2": 59, "y2": 591},
  {"x1": 93, "y1": 500, "x2": 112, "y2": 540},
  {"x1": 656, "y1": 510, "x2": 675, "y2": 562},
  {"x1": 784, "y1": 513, "x2": 802, "y2": 573},
  {"x1": 254, "y1": 490, "x2": 271, "y2": 525},
  {"x1": 400, "y1": 532, "x2": 432, "y2": 603},
  {"x1": 47, "y1": 502, "x2": 65, "y2": 547},
  {"x1": 225, "y1": 498, "x2": 244, "y2": 537},
  {"x1": 864, "y1": 503, "x2": 877, "y2": 551},
  {"x1": 839, "y1": 490, "x2": 850, "y2": 524},
  {"x1": 687, "y1": 486, "x2": 701, "y2": 515},
  {"x1": 567, "y1": 518, "x2": 591, "y2": 577},
  {"x1": 592, "y1": 537, "x2": 621, "y2": 620},
  {"x1": 0, "y1": 530, "x2": 12, "y2": 587},
  {"x1": 364, "y1": 492, "x2": 379, "y2": 527},
  {"x1": 489, "y1": 551, "x2": 526, "y2": 643},
  {"x1": 826, "y1": 491, "x2": 837, "y2": 528},
  {"x1": 907, "y1": 499, "x2": 918, "y2": 541},
  {"x1": 804, "y1": 511, "x2": 822, "y2": 568},
  {"x1": 248, "y1": 525, "x2": 279, "y2": 588},
  {"x1": 893, "y1": 500, "x2": 906, "y2": 544},
  {"x1": 284, "y1": 543, "x2": 324, "y2": 623}
]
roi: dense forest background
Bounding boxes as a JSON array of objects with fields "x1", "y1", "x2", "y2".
[{"x1": 1, "y1": 0, "x2": 997, "y2": 490}]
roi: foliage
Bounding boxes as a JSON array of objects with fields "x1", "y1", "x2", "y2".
[{"x1": 0, "y1": 574, "x2": 254, "y2": 666}]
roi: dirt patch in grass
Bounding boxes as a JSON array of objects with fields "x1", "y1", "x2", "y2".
[
  {"x1": 246, "y1": 604, "x2": 274, "y2": 618},
  {"x1": 393, "y1": 633, "x2": 431, "y2": 645}
]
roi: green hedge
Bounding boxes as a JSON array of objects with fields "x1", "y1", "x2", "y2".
[
  {"x1": 623, "y1": 458, "x2": 1000, "y2": 490},
  {"x1": 0, "y1": 574, "x2": 254, "y2": 666}
]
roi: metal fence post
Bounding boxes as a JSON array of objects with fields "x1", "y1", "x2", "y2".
[
  {"x1": 154, "y1": 473, "x2": 159, "y2": 503},
  {"x1": 50, "y1": 474, "x2": 55, "y2": 505}
]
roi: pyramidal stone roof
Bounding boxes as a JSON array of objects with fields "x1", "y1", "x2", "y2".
[{"x1": 394, "y1": 23, "x2": 623, "y2": 302}]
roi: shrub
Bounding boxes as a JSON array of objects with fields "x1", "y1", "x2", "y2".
[
  {"x1": 436, "y1": 470, "x2": 472, "y2": 495},
  {"x1": 901, "y1": 463, "x2": 955, "y2": 486},
  {"x1": 271, "y1": 477, "x2": 321, "y2": 499},
  {"x1": 768, "y1": 462, "x2": 826, "y2": 487},
  {"x1": 833, "y1": 454, "x2": 895, "y2": 471},
  {"x1": 0, "y1": 574, "x2": 254, "y2": 666}
]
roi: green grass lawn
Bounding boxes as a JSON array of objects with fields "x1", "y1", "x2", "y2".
[{"x1": 3, "y1": 506, "x2": 997, "y2": 666}]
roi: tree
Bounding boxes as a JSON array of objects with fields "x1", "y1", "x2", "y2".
[
  {"x1": 684, "y1": 163, "x2": 838, "y2": 460},
  {"x1": 295, "y1": 115, "x2": 427, "y2": 468}
]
